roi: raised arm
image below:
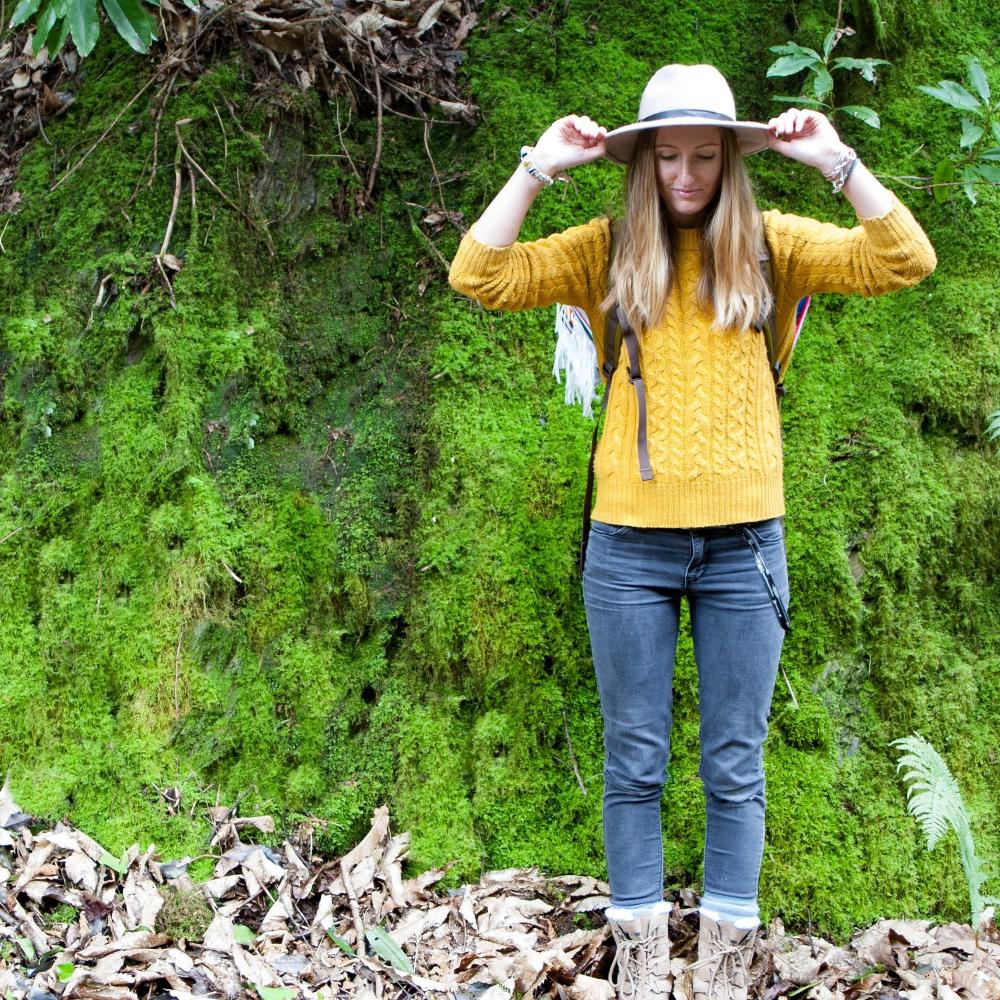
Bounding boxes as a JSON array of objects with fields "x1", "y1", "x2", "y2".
[
  {"x1": 767, "y1": 107, "x2": 894, "y2": 218},
  {"x1": 470, "y1": 115, "x2": 608, "y2": 247},
  {"x1": 764, "y1": 108, "x2": 936, "y2": 299},
  {"x1": 448, "y1": 116, "x2": 613, "y2": 311}
]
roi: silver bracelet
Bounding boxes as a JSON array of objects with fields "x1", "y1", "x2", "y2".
[
  {"x1": 823, "y1": 146, "x2": 859, "y2": 194},
  {"x1": 519, "y1": 145, "x2": 566, "y2": 186}
]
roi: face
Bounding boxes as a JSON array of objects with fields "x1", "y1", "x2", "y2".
[{"x1": 653, "y1": 125, "x2": 724, "y2": 228}]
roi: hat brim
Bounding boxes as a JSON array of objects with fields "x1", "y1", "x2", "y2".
[{"x1": 603, "y1": 119, "x2": 771, "y2": 164}]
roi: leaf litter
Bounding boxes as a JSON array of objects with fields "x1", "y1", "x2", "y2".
[
  {"x1": 1, "y1": 778, "x2": 998, "y2": 999},
  {"x1": 1, "y1": 0, "x2": 483, "y2": 214}
]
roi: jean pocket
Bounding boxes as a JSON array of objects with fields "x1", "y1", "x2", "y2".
[
  {"x1": 590, "y1": 520, "x2": 633, "y2": 538},
  {"x1": 745, "y1": 517, "x2": 785, "y2": 547}
]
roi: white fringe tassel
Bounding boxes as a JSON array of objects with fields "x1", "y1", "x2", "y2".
[{"x1": 553, "y1": 304, "x2": 599, "y2": 418}]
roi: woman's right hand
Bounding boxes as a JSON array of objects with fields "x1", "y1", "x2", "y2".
[{"x1": 531, "y1": 115, "x2": 608, "y2": 176}]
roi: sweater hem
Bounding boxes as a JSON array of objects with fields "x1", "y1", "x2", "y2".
[{"x1": 591, "y1": 475, "x2": 785, "y2": 528}]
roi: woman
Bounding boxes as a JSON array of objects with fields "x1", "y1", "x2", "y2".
[{"x1": 448, "y1": 64, "x2": 935, "y2": 1000}]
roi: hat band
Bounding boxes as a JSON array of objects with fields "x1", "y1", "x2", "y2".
[{"x1": 640, "y1": 108, "x2": 735, "y2": 123}]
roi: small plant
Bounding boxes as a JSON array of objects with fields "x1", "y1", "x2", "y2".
[
  {"x1": 8, "y1": 0, "x2": 197, "y2": 59},
  {"x1": 918, "y1": 58, "x2": 1000, "y2": 204},
  {"x1": 892, "y1": 735, "x2": 1000, "y2": 929},
  {"x1": 767, "y1": 25, "x2": 890, "y2": 129},
  {"x1": 986, "y1": 409, "x2": 1000, "y2": 442},
  {"x1": 156, "y1": 883, "x2": 214, "y2": 942}
]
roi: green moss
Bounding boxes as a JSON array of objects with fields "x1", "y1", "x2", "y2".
[{"x1": 1, "y1": 0, "x2": 998, "y2": 943}]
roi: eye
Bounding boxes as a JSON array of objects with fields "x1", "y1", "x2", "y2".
[{"x1": 697, "y1": 154, "x2": 717, "y2": 161}]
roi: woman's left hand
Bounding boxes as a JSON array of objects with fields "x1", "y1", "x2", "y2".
[{"x1": 767, "y1": 108, "x2": 848, "y2": 175}]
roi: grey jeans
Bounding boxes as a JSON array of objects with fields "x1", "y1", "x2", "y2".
[{"x1": 582, "y1": 517, "x2": 789, "y2": 909}]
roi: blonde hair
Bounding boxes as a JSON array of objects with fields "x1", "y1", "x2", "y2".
[{"x1": 601, "y1": 128, "x2": 772, "y2": 333}]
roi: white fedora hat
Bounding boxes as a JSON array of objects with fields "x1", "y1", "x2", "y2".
[{"x1": 604, "y1": 64, "x2": 771, "y2": 164}]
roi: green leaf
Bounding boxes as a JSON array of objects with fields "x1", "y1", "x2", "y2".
[
  {"x1": 962, "y1": 165, "x2": 978, "y2": 203},
  {"x1": 839, "y1": 105, "x2": 881, "y2": 129},
  {"x1": 44, "y1": 11, "x2": 71, "y2": 54},
  {"x1": 960, "y1": 117, "x2": 984, "y2": 149},
  {"x1": 31, "y1": 0, "x2": 58, "y2": 54},
  {"x1": 767, "y1": 53, "x2": 822, "y2": 78},
  {"x1": 233, "y1": 925, "x2": 256, "y2": 945},
  {"x1": 56, "y1": 963, "x2": 75, "y2": 983},
  {"x1": 993, "y1": 121, "x2": 1000, "y2": 144},
  {"x1": 365, "y1": 926, "x2": 414, "y2": 975},
  {"x1": 918, "y1": 80, "x2": 983, "y2": 115},
  {"x1": 99, "y1": 850, "x2": 128, "y2": 874},
  {"x1": 771, "y1": 95, "x2": 826, "y2": 109},
  {"x1": 979, "y1": 147, "x2": 1000, "y2": 161},
  {"x1": 101, "y1": 0, "x2": 156, "y2": 52},
  {"x1": 67, "y1": 0, "x2": 99, "y2": 55},
  {"x1": 966, "y1": 57, "x2": 990, "y2": 104},
  {"x1": 16, "y1": 937, "x2": 36, "y2": 961},
  {"x1": 10, "y1": 0, "x2": 44, "y2": 27},
  {"x1": 325, "y1": 928, "x2": 356, "y2": 958},
  {"x1": 822, "y1": 27, "x2": 837, "y2": 60},
  {"x1": 768, "y1": 42, "x2": 822, "y2": 62},
  {"x1": 973, "y1": 162, "x2": 1000, "y2": 182},
  {"x1": 932, "y1": 158, "x2": 956, "y2": 204},
  {"x1": 830, "y1": 57, "x2": 891, "y2": 84},
  {"x1": 254, "y1": 989, "x2": 295, "y2": 1000},
  {"x1": 812, "y1": 67, "x2": 834, "y2": 102}
]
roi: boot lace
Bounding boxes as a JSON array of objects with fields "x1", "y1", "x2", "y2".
[
  {"x1": 689, "y1": 926, "x2": 754, "y2": 997},
  {"x1": 609, "y1": 925, "x2": 667, "y2": 998}
]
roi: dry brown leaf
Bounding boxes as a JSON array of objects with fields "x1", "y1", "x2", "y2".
[
  {"x1": 65, "y1": 851, "x2": 100, "y2": 891},
  {"x1": 899, "y1": 984, "x2": 935, "y2": 1000},
  {"x1": 416, "y1": 0, "x2": 445, "y2": 34},
  {"x1": 232, "y1": 941, "x2": 282, "y2": 987},
  {"x1": 339, "y1": 806, "x2": 391, "y2": 872},
  {"x1": 13, "y1": 841, "x2": 55, "y2": 891},
  {"x1": 389, "y1": 903, "x2": 450, "y2": 945},
  {"x1": 78, "y1": 931, "x2": 171, "y2": 959}
]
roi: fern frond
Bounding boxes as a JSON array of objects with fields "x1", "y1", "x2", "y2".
[
  {"x1": 987, "y1": 409, "x2": 1000, "y2": 441},
  {"x1": 892, "y1": 736, "x2": 970, "y2": 850},
  {"x1": 892, "y1": 734, "x2": 996, "y2": 929}
]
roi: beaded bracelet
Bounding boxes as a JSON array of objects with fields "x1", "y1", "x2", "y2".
[
  {"x1": 520, "y1": 145, "x2": 566, "y2": 186},
  {"x1": 823, "y1": 145, "x2": 859, "y2": 194}
]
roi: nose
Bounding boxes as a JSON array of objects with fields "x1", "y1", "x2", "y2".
[{"x1": 678, "y1": 157, "x2": 697, "y2": 186}]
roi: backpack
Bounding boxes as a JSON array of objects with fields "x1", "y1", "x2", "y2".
[{"x1": 562, "y1": 218, "x2": 812, "y2": 573}]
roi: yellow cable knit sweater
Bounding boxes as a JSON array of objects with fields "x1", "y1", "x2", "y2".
[{"x1": 448, "y1": 196, "x2": 936, "y2": 528}]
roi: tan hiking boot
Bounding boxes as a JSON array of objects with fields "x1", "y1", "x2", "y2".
[
  {"x1": 607, "y1": 910, "x2": 672, "y2": 1000},
  {"x1": 689, "y1": 915, "x2": 756, "y2": 1000}
]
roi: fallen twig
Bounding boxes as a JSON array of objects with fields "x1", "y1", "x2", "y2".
[
  {"x1": 341, "y1": 861, "x2": 368, "y2": 958},
  {"x1": 423, "y1": 118, "x2": 445, "y2": 212},
  {"x1": 51, "y1": 73, "x2": 159, "y2": 192},
  {"x1": 174, "y1": 121, "x2": 275, "y2": 257},
  {"x1": 562, "y1": 708, "x2": 587, "y2": 797},
  {"x1": 0, "y1": 524, "x2": 25, "y2": 546},
  {"x1": 364, "y1": 35, "x2": 384, "y2": 205}
]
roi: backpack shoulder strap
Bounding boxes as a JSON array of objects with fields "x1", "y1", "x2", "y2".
[{"x1": 757, "y1": 218, "x2": 786, "y2": 403}]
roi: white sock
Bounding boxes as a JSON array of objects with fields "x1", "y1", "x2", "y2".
[
  {"x1": 699, "y1": 893, "x2": 759, "y2": 930},
  {"x1": 607, "y1": 899, "x2": 671, "y2": 922}
]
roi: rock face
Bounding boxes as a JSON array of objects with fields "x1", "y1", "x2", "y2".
[{"x1": 1, "y1": 0, "x2": 999, "y2": 939}]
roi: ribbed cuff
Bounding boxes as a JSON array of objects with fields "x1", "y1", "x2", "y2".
[{"x1": 859, "y1": 194, "x2": 918, "y2": 245}]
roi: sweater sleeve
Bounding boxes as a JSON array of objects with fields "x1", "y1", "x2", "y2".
[
  {"x1": 448, "y1": 216, "x2": 610, "y2": 312},
  {"x1": 763, "y1": 194, "x2": 937, "y2": 304}
]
